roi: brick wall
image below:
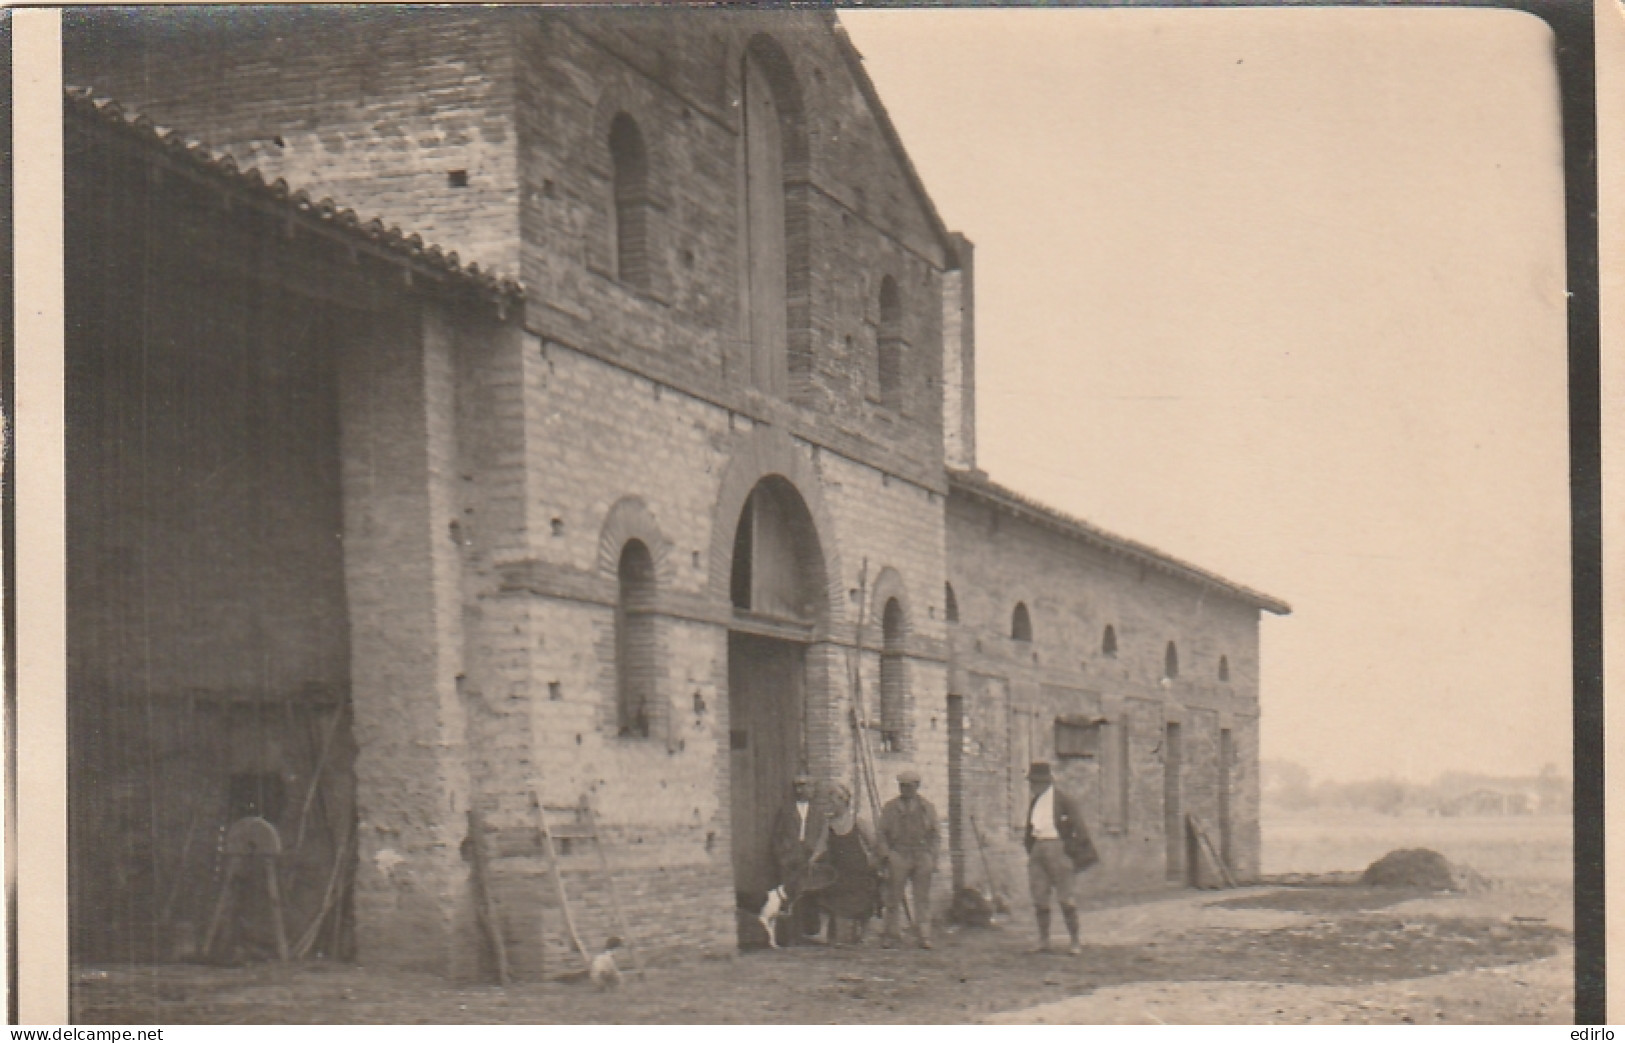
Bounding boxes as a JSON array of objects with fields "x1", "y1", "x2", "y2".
[
  {"x1": 514, "y1": 11, "x2": 952, "y2": 494},
  {"x1": 455, "y1": 313, "x2": 971, "y2": 949},
  {"x1": 945, "y1": 489, "x2": 1266, "y2": 896},
  {"x1": 65, "y1": 8, "x2": 523, "y2": 274}
]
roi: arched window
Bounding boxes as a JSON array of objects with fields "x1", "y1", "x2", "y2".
[
  {"x1": 1102, "y1": 625, "x2": 1118, "y2": 657},
  {"x1": 944, "y1": 582, "x2": 959, "y2": 624},
  {"x1": 609, "y1": 113, "x2": 651, "y2": 291},
  {"x1": 880, "y1": 597, "x2": 907, "y2": 752},
  {"x1": 1218, "y1": 655, "x2": 1230, "y2": 682},
  {"x1": 877, "y1": 275, "x2": 904, "y2": 407},
  {"x1": 743, "y1": 38, "x2": 801, "y2": 396},
  {"x1": 1011, "y1": 602, "x2": 1033, "y2": 643},
  {"x1": 616, "y1": 540, "x2": 657, "y2": 737},
  {"x1": 1164, "y1": 641, "x2": 1180, "y2": 681}
]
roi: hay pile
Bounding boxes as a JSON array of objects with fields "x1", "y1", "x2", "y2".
[{"x1": 1360, "y1": 848, "x2": 1457, "y2": 890}]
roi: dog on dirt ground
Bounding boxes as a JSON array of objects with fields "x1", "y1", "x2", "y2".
[
  {"x1": 736, "y1": 886, "x2": 792, "y2": 949},
  {"x1": 589, "y1": 936, "x2": 624, "y2": 990}
]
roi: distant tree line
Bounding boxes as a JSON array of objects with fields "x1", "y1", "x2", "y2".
[{"x1": 1260, "y1": 760, "x2": 1571, "y2": 817}]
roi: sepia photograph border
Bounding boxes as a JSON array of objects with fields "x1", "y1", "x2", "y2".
[{"x1": 8, "y1": 0, "x2": 1616, "y2": 1025}]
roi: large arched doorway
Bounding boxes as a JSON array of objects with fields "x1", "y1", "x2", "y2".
[{"x1": 726, "y1": 476, "x2": 827, "y2": 895}]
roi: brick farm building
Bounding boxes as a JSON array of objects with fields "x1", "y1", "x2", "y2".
[{"x1": 64, "y1": 9, "x2": 1289, "y2": 979}]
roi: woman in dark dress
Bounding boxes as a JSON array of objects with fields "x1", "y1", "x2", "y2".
[{"x1": 809, "y1": 780, "x2": 880, "y2": 946}]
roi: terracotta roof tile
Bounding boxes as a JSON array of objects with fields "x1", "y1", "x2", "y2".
[
  {"x1": 66, "y1": 86, "x2": 525, "y2": 303},
  {"x1": 949, "y1": 468, "x2": 1291, "y2": 615}
]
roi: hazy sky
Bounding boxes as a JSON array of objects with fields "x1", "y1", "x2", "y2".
[{"x1": 841, "y1": 7, "x2": 1572, "y2": 783}]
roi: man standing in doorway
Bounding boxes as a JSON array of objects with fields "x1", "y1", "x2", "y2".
[
  {"x1": 1024, "y1": 761, "x2": 1098, "y2": 954},
  {"x1": 772, "y1": 774, "x2": 821, "y2": 942},
  {"x1": 878, "y1": 769, "x2": 940, "y2": 949}
]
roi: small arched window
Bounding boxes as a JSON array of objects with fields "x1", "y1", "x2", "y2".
[
  {"x1": 1102, "y1": 625, "x2": 1117, "y2": 657},
  {"x1": 1218, "y1": 655, "x2": 1230, "y2": 682},
  {"x1": 944, "y1": 582, "x2": 959, "y2": 624},
  {"x1": 1011, "y1": 602, "x2": 1033, "y2": 643},
  {"x1": 880, "y1": 597, "x2": 907, "y2": 752},
  {"x1": 616, "y1": 540, "x2": 657, "y2": 737},
  {"x1": 609, "y1": 113, "x2": 651, "y2": 291},
  {"x1": 877, "y1": 276, "x2": 904, "y2": 408},
  {"x1": 1164, "y1": 641, "x2": 1180, "y2": 681}
]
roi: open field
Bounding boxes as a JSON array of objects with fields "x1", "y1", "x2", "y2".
[{"x1": 1263, "y1": 813, "x2": 1573, "y2": 884}]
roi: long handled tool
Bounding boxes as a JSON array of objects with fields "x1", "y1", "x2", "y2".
[
  {"x1": 844, "y1": 558, "x2": 912, "y2": 927},
  {"x1": 969, "y1": 813, "x2": 1008, "y2": 913}
]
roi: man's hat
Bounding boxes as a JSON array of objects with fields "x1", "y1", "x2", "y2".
[
  {"x1": 1026, "y1": 761, "x2": 1053, "y2": 783},
  {"x1": 793, "y1": 774, "x2": 815, "y2": 785},
  {"x1": 897, "y1": 769, "x2": 922, "y2": 785}
]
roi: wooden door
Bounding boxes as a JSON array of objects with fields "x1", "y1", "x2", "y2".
[
  {"x1": 1164, "y1": 722, "x2": 1183, "y2": 881},
  {"x1": 946, "y1": 694, "x2": 966, "y2": 890},
  {"x1": 728, "y1": 632, "x2": 804, "y2": 893}
]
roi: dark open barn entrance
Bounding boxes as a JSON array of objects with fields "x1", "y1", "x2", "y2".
[{"x1": 66, "y1": 112, "x2": 359, "y2": 966}]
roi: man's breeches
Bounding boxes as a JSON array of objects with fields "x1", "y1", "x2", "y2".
[
  {"x1": 1027, "y1": 839, "x2": 1077, "y2": 908},
  {"x1": 884, "y1": 850, "x2": 935, "y2": 938}
]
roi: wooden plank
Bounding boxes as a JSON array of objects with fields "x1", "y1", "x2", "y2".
[
  {"x1": 467, "y1": 809, "x2": 511, "y2": 985},
  {"x1": 1186, "y1": 813, "x2": 1237, "y2": 889}
]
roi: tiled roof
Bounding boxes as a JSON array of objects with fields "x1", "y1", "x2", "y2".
[
  {"x1": 66, "y1": 86, "x2": 525, "y2": 303},
  {"x1": 948, "y1": 469, "x2": 1292, "y2": 615}
]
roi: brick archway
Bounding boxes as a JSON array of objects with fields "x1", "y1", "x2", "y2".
[
  {"x1": 709, "y1": 426, "x2": 849, "y2": 902},
  {"x1": 706, "y1": 425, "x2": 845, "y2": 634},
  {"x1": 596, "y1": 495, "x2": 672, "y2": 583}
]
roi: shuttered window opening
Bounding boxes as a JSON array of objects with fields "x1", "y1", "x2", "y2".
[
  {"x1": 616, "y1": 539, "x2": 658, "y2": 738},
  {"x1": 610, "y1": 113, "x2": 651, "y2": 292},
  {"x1": 1099, "y1": 716, "x2": 1130, "y2": 832},
  {"x1": 880, "y1": 596, "x2": 907, "y2": 752},
  {"x1": 877, "y1": 275, "x2": 904, "y2": 410},
  {"x1": 1011, "y1": 602, "x2": 1032, "y2": 643}
]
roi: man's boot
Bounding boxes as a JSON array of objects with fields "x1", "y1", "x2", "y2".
[
  {"x1": 1033, "y1": 906, "x2": 1052, "y2": 953},
  {"x1": 1061, "y1": 904, "x2": 1082, "y2": 955}
]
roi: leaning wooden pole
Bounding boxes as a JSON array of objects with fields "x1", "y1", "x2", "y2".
[
  {"x1": 844, "y1": 558, "x2": 911, "y2": 926},
  {"x1": 846, "y1": 559, "x2": 883, "y2": 823}
]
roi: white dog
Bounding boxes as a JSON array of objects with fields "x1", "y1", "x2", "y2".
[
  {"x1": 589, "y1": 936, "x2": 624, "y2": 990},
  {"x1": 740, "y1": 885, "x2": 791, "y2": 949}
]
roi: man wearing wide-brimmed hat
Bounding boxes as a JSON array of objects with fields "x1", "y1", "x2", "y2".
[{"x1": 1024, "y1": 761, "x2": 1098, "y2": 954}]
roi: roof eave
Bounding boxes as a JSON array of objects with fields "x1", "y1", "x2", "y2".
[
  {"x1": 827, "y1": 18, "x2": 962, "y2": 269},
  {"x1": 65, "y1": 86, "x2": 526, "y2": 307},
  {"x1": 948, "y1": 469, "x2": 1292, "y2": 616}
]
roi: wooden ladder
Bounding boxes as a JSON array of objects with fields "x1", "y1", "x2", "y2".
[
  {"x1": 466, "y1": 796, "x2": 642, "y2": 983},
  {"x1": 535, "y1": 797, "x2": 642, "y2": 977}
]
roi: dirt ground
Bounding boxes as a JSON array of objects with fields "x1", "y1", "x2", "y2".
[{"x1": 73, "y1": 875, "x2": 1573, "y2": 1024}]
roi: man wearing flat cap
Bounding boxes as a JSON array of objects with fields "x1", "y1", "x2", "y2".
[
  {"x1": 1024, "y1": 761, "x2": 1098, "y2": 954},
  {"x1": 771, "y1": 773, "x2": 822, "y2": 942},
  {"x1": 877, "y1": 769, "x2": 940, "y2": 949}
]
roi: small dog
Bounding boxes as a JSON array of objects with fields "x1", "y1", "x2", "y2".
[
  {"x1": 736, "y1": 885, "x2": 791, "y2": 949},
  {"x1": 589, "y1": 936, "x2": 624, "y2": 991},
  {"x1": 757, "y1": 885, "x2": 790, "y2": 949}
]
